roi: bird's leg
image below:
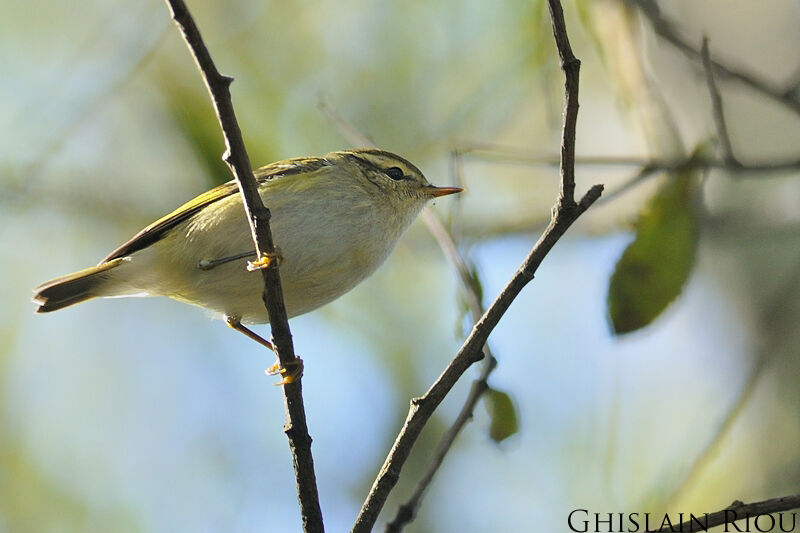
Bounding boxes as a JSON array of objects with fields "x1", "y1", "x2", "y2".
[
  {"x1": 246, "y1": 247, "x2": 284, "y2": 271},
  {"x1": 226, "y1": 316, "x2": 303, "y2": 385},
  {"x1": 198, "y1": 250, "x2": 256, "y2": 271},
  {"x1": 226, "y1": 316, "x2": 274, "y2": 351}
]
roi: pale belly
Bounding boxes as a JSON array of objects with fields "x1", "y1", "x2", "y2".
[
  {"x1": 171, "y1": 240, "x2": 384, "y2": 323},
  {"x1": 124, "y1": 188, "x2": 404, "y2": 324}
]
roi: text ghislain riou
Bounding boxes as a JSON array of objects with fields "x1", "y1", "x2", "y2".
[{"x1": 567, "y1": 509, "x2": 798, "y2": 532}]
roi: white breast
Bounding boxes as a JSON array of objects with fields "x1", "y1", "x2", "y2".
[{"x1": 115, "y1": 178, "x2": 422, "y2": 324}]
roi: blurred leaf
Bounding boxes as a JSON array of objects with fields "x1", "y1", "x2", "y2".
[
  {"x1": 484, "y1": 388, "x2": 519, "y2": 442},
  {"x1": 607, "y1": 168, "x2": 700, "y2": 335},
  {"x1": 160, "y1": 80, "x2": 229, "y2": 188},
  {"x1": 575, "y1": 0, "x2": 608, "y2": 65},
  {"x1": 455, "y1": 298, "x2": 470, "y2": 339},
  {"x1": 468, "y1": 262, "x2": 485, "y2": 305},
  {"x1": 525, "y1": 0, "x2": 550, "y2": 66},
  {"x1": 455, "y1": 260, "x2": 485, "y2": 339},
  {"x1": 529, "y1": 0, "x2": 558, "y2": 83}
]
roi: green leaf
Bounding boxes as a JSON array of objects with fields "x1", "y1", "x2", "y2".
[
  {"x1": 484, "y1": 388, "x2": 519, "y2": 443},
  {"x1": 607, "y1": 170, "x2": 700, "y2": 335}
]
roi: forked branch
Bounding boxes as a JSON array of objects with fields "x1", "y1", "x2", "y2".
[{"x1": 351, "y1": 1, "x2": 603, "y2": 530}]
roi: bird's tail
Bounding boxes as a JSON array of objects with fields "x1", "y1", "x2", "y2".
[{"x1": 32, "y1": 258, "x2": 127, "y2": 313}]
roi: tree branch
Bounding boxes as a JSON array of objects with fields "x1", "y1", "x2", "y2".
[
  {"x1": 385, "y1": 367, "x2": 495, "y2": 533},
  {"x1": 456, "y1": 144, "x2": 800, "y2": 176},
  {"x1": 631, "y1": 0, "x2": 800, "y2": 117},
  {"x1": 320, "y1": 95, "x2": 504, "y2": 533},
  {"x1": 444, "y1": 144, "x2": 800, "y2": 241},
  {"x1": 162, "y1": 2, "x2": 323, "y2": 531},
  {"x1": 385, "y1": 209, "x2": 498, "y2": 533},
  {"x1": 351, "y1": 1, "x2": 603, "y2": 530},
  {"x1": 548, "y1": 0, "x2": 580, "y2": 211},
  {"x1": 352, "y1": 186, "x2": 602, "y2": 533},
  {"x1": 657, "y1": 494, "x2": 800, "y2": 532},
  {"x1": 700, "y1": 37, "x2": 739, "y2": 167}
]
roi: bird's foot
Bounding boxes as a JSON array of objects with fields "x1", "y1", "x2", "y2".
[
  {"x1": 266, "y1": 356, "x2": 304, "y2": 386},
  {"x1": 247, "y1": 248, "x2": 284, "y2": 271}
]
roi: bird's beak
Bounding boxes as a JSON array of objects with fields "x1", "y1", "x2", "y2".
[{"x1": 425, "y1": 186, "x2": 463, "y2": 198}]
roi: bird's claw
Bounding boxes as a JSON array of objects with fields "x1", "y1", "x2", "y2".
[
  {"x1": 266, "y1": 356, "x2": 304, "y2": 386},
  {"x1": 247, "y1": 248, "x2": 284, "y2": 271}
]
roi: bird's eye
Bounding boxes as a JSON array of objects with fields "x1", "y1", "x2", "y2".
[{"x1": 385, "y1": 166, "x2": 404, "y2": 181}]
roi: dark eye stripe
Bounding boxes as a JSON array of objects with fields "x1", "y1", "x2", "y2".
[{"x1": 385, "y1": 166, "x2": 404, "y2": 180}]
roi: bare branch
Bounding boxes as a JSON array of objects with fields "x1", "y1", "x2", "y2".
[
  {"x1": 353, "y1": 186, "x2": 602, "y2": 533},
  {"x1": 700, "y1": 37, "x2": 739, "y2": 167},
  {"x1": 351, "y1": 1, "x2": 603, "y2": 530},
  {"x1": 161, "y1": 1, "x2": 323, "y2": 531},
  {"x1": 318, "y1": 93, "x2": 504, "y2": 533},
  {"x1": 457, "y1": 144, "x2": 800, "y2": 175},
  {"x1": 656, "y1": 494, "x2": 800, "y2": 532},
  {"x1": 385, "y1": 210, "x2": 498, "y2": 533},
  {"x1": 548, "y1": 0, "x2": 580, "y2": 209},
  {"x1": 385, "y1": 361, "x2": 495, "y2": 533},
  {"x1": 446, "y1": 144, "x2": 800, "y2": 241},
  {"x1": 631, "y1": 0, "x2": 800, "y2": 117},
  {"x1": 317, "y1": 96, "x2": 375, "y2": 147}
]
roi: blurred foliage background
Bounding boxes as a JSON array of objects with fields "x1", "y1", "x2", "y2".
[{"x1": 2, "y1": 0, "x2": 800, "y2": 531}]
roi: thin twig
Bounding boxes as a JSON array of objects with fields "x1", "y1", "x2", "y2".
[
  {"x1": 631, "y1": 0, "x2": 800, "y2": 117},
  {"x1": 548, "y1": 0, "x2": 580, "y2": 211},
  {"x1": 460, "y1": 175, "x2": 800, "y2": 243},
  {"x1": 352, "y1": 1, "x2": 603, "y2": 530},
  {"x1": 319, "y1": 94, "x2": 504, "y2": 533},
  {"x1": 385, "y1": 210, "x2": 498, "y2": 533},
  {"x1": 700, "y1": 37, "x2": 739, "y2": 167},
  {"x1": 656, "y1": 494, "x2": 800, "y2": 532},
  {"x1": 785, "y1": 65, "x2": 800, "y2": 97},
  {"x1": 457, "y1": 144, "x2": 800, "y2": 175},
  {"x1": 420, "y1": 211, "x2": 483, "y2": 321},
  {"x1": 353, "y1": 183, "x2": 602, "y2": 533},
  {"x1": 162, "y1": 2, "x2": 323, "y2": 531},
  {"x1": 450, "y1": 144, "x2": 800, "y2": 240},
  {"x1": 663, "y1": 256, "x2": 800, "y2": 509},
  {"x1": 386, "y1": 360, "x2": 496, "y2": 533},
  {"x1": 317, "y1": 96, "x2": 375, "y2": 147}
]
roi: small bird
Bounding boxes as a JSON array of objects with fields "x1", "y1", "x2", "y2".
[{"x1": 33, "y1": 149, "x2": 461, "y2": 377}]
